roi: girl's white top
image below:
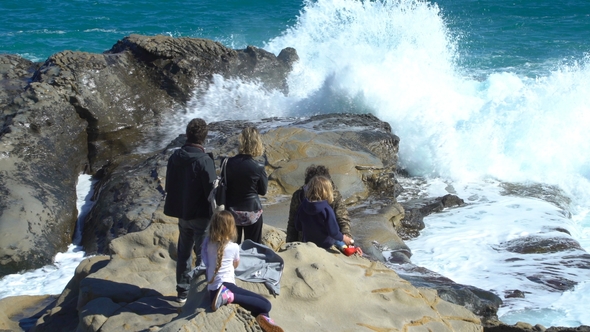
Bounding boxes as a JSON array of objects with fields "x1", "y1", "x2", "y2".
[{"x1": 204, "y1": 240, "x2": 240, "y2": 291}]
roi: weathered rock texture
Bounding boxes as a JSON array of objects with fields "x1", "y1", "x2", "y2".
[
  {"x1": 0, "y1": 35, "x2": 297, "y2": 275},
  {"x1": 30, "y1": 222, "x2": 484, "y2": 332}
]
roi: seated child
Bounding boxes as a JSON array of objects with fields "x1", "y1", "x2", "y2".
[
  {"x1": 295, "y1": 175, "x2": 345, "y2": 250},
  {"x1": 202, "y1": 210, "x2": 284, "y2": 332}
]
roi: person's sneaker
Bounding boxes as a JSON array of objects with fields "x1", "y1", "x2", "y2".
[
  {"x1": 211, "y1": 285, "x2": 234, "y2": 311},
  {"x1": 176, "y1": 293, "x2": 187, "y2": 304},
  {"x1": 256, "y1": 314, "x2": 284, "y2": 332}
]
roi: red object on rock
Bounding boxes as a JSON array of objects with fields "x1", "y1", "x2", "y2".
[{"x1": 342, "y1": 246, "x2": 357, "y2": 256}]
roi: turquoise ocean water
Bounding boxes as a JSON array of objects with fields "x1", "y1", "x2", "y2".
[{"x1": 2, "y1": 0, "x2": 590, "y2": 327}]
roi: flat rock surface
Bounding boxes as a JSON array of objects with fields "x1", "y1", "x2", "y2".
[{"x1": 30, "y1": 220, "x2": 482, "y2": 332}]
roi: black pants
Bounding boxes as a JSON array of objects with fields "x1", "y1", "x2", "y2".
[{"x1": 210, "y1": 282, "x2": 271, "y2": 317}]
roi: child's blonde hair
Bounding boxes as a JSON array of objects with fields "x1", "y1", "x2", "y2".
[
  {"x1": 305, "y1": 176, "x2": 334, "y2": 204},
  {"x1": 207, "y1": 210, "x2": 237, "y2": 284},
  {"x1": 238, "y1": 126, "x2": 264, "y2": 157}
]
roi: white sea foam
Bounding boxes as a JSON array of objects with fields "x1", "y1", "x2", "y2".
[
  {"x1": 0, "y1": 244, "x2": 85, "y2": 299},
  {"x1": 26, "y1": 29, "x2": 67, "y2": 35},
  {"x1": 402, "y1": 179, "x2": 590, "y2": 326},
  {"x1": 83, "y1": 28, "x2": 119, "y2": 33},
  {"x1": 154, "y1": 74, "x2": 296, "y2": 148}
]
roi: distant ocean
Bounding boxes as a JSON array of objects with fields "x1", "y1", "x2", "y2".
[{"x1": 1, "y1": 0, "x2": 590, "y2": 327}]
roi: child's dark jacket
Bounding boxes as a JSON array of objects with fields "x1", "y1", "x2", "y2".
[{"x1": 295, "y1": 198, "x2": 344, "y2": 249}]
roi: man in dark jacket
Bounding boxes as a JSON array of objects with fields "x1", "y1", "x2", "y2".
[
  {"x1": 164, "y1": 118, "x2": 216, "y2": 303},
  {"x1": 286, "y1": 165, "x2": 354, "y2": 245}
]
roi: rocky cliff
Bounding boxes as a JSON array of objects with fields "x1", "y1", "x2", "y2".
[{"x1": 0, "y1": 35, "x2": 297, "y2": 275}]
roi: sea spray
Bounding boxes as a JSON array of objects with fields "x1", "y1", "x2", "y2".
[{"x1": 264, "y1": 0, "x2": 590, "y2": 202}]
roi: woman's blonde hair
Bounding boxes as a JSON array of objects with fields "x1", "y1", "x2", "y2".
[
  {"x1": 305, "y1": 176, "x2": 334, "y2": 204},
  {"x1": 207, "y1": 210, "x2": 237, "y2": 284},
  {"x1": 238, "y1": 126, "x2": 264, "y2": 157}
]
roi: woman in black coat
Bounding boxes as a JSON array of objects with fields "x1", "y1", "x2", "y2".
[{"x1": 225, "y1": 127, "x2": 268, "y2": 244}]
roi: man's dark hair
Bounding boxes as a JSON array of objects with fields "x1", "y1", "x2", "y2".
[
  {"x1": 304, "y1": 165, "x2": 331, "y2": 185},
  {"x1": 185, "y1": 118, "x2": 208, "y2": 144}
]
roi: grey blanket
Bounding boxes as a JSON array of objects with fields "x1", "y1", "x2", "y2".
[{"x1": 235, "y1": 240, "x2": 284, "y2": 296}]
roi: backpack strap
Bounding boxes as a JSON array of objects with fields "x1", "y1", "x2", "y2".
[{"x1": 220, "y1": 157, "x2": 228, "y2": 186}]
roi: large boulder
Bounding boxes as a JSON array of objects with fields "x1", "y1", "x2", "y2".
[
  {"x1": 29, "y1": 34, "x2": 297, "y2": 171},
  {"x1": 349, "y1": 201, "x2": 411, "y2": 263},
  {"x1": 0, "y1": 55, "x2": 88, "y2": 276},
  {"x1": 259, "y1": 113, "x2": 399, "y2": 203},
  {"x1": 0, "y1": 35, "x2": 297, "y2": 276}
]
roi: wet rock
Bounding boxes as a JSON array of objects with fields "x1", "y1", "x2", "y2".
[
  {"x1": 484, "y1": 321, "x2": 590, "y2": 332},
  {"x1": 546, "y1": 327, "x2": 590, "y2": 332},
  {"x1": 349, "y1": 201, "x2": 410, "y2": 263},
  {"x1": 484, "y1": 320, "x2": 546, "y2": 332},
  {"x1": 500, "y1": 182, "x2": 571, "y2": 214},
  {"x1": 504, "y1": 289, "x2": 526, "y2": 298},
  {"x1": 498, "y1": 235, "x2": 583, "y2": 254},
  {"x1": 392, "y1": 263, "x2": 503, "y2": 324},
  {"x1": 397, "y1": 194, "x2": 465, "y2": 240}
]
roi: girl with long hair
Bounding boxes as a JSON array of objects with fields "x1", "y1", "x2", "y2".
[{"x1": 201, "y1": 210, "x2": 283, "y2": 332}]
